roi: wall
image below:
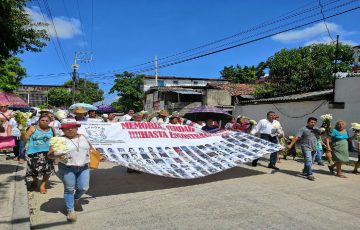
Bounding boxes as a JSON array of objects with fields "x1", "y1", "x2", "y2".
[
  {"x1": 204, "y1": 89, "x2": 231, "y2": 106},
  {"x1": 234, "y1": 78, "x2": 360, "y2": 136}
]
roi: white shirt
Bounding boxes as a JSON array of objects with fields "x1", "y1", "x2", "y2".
[
  {"x1": 250, "y1": 119, "x2": 282, "y2": 137},
  {"x1": 61, "y1": 135, "x2": 91, "y2": 166},
  {"x1": 9, "y1": 118, "x2": 21, "y2": 137},
  {"x1": 121, "y1": 114, "x2": 132, "y2": 121}
]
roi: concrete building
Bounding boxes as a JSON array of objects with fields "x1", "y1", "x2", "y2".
[{"x1": 234, "y1": 77, "x2": 360, "y2": 136}]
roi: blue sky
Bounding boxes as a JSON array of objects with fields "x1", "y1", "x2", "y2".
[{"x1": 20, "y1": 0, "x2": 360, "y2": 100}]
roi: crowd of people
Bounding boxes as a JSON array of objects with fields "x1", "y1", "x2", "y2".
[{"x1": 1, "y1": 102, "x2": 360, "y2": 222}]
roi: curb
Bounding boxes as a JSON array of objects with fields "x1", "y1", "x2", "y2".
[{"x1": 12, "y1": 163, "x2": 31, "y2": 230}]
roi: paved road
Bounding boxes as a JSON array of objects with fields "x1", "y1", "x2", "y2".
[{"x1": 28, "y1": 158, "x2": 360, "y2": 230}]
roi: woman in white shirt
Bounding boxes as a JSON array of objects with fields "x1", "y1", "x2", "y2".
[{"x1": 48, "y1": 121, "x2": 95, "y2": 222}]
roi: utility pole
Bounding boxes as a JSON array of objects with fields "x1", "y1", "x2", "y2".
[
  {"x1": 155, "y1": 55, "x2": 158, "y2": 86},
  {"x1": 72, "y1": 52, "x2": 79, "y2": 104},
  {"x1": 332, "y1": 35, "x2": 339, "y2": 101}
]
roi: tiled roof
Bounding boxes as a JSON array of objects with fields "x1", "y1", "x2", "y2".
[
  {"x1": 207, "y1": 83, "x2": 256, "y2": 96},
  {"x1": 240, "y1": 89, "x2": 333, "y2": 104}
]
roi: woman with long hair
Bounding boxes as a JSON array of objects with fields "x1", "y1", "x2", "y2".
[{"x1": 25, "y1": 114, "x2": 55, "y2": 193}]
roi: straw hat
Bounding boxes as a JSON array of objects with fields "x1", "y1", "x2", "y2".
[
  {"x1": 158, "y1": 109, "x2": 169, "y2": 116},
  {"x1": 73, "y1": 107, "x2": 87, "y2": 114}
]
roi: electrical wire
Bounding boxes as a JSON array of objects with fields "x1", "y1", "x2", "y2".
[{"x1": 319, "y1": 0, "x2": 336, "y2": 41}]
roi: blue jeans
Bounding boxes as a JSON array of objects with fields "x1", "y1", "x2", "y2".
[
  {"x1": 302, "y1": 149, "x2": 315, "y2": 176},
  {"x1": 13, "y1": 137, "x2": 26, "y2": 159},
  {"x1": 58, "y1": 163, "x2": 90, "y2": 211},
  {"x1": 313, "y1": 149, "x2": 323, "y2": 164}
]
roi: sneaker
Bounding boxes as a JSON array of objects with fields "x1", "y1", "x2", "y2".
[
  {"x1": 67, "y1": 210, "x2": 77, "y2": 222},
  {"x1": 251, "y1": 161, "x2": 257, "y2": 167},
  {"x1": 307, "y1": 175, "x2": 315, "y2": 181},
  {"x1": 318, "y1": 162, "x2": 325, "y2": 166},
  {"x1": 74, "y1": 200, "x2": 83, "y2": 212}
]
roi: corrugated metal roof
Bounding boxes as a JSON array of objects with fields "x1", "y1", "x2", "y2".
[
  {"x1": 240, "y1": 89, "x2": 333, "y2": 104},
  {"x1": 171, "y1": 90, "x2": 202, "y2": 95}
]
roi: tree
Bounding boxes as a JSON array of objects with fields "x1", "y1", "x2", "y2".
[
  {"x1": 47, "y1": 88, "x2": 71, "y2": 108},
  {"x1": 220, "y1": 64, "x2": 259, "y2": 83},
  {"x1": 109, "y1": 71, "x2": 144, "y2": 112},
  {"x1": 0, "y1": 0, "x2": 48, "y2": 60},
  {"x1": 254, "y1": 43, "x2": 354, "y2": 98},
  {"x1": 64, "y1": 78, "x2": 104, "y2": 104},
  {"x1": 0, "y1": 56, "x2": 26, "y2": 92}
]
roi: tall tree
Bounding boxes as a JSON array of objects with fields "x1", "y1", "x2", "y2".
[
  {"x1": 220, "y1": 64, "x2": 258, "y2": 83},
  {"x1": 109, "y1": 71, "x2": 144, "y2": 112},
  {"x1": 0, "y1": 0, "x2": 48, "y2": 60},
  {"x1": 47, "y1": 88, "x2": 72, "y2": 108},
  {"x1": 0, "y1": 56, "x2": 26, "y2": 92},
  {"x1": 64, "y1": 78, "x2": 104, "y2": 104},
  {"x1": 254, "y1": 43, "x2": 354, "y2": 98}
]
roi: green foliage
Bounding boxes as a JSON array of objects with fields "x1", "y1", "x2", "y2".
[
  {"x1": 0, "y1": 56, "x2": 26, "y2": 92},
  {"x1": 0, "y1": 0, "x2": 48, "y2": 60},
  {"x1": 64, "y1": 78, "x2": 104, "y2": 104},
  {"x1": 111, "y1": 100, "x2": 124, "y2": 113},
  {"x1": 38, "y1": 102, "x2": 49, "y2": 110},
  {"x1": 109, "y1": 71, "x2": 144, "y2": 112},
  {"x1": 254, "y1": 43, "x2": 354, "y2": 98},
  {"x1": 47, "y1": 88, "x2": 71, "y2": 108},
  {"x1": 220, "y1": 65, "x2": 260, "y2": 83}
]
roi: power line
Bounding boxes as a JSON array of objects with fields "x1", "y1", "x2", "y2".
[
  {"x1": 41, "y1": 0, "x2": 70, "y2": 68},
  {"x1": 107, "y1": 0, "x2": 342, "y2": 73},
  {"x1": 319, "y1": 0, "x2": 336, "y2": 41},
  {"x1": 130, "y1": 4, "x2": 360, "y2": 75}
]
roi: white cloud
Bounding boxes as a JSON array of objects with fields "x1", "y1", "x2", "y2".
[
  {"x1": 304, "y1": 37, "x2": 358, "y2": 46},
  {"x1": 26, "y1": 7, "x2": 82, "y2": 39},
  {"x1": 272, "y1": 22, "x2": 342, "y2": 42}
]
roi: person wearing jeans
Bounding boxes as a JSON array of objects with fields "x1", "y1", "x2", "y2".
[
  {"x1": 288, "y1": 117, "x2": 320, "y2": 181},
  {"x1": 48, "y1": 121, "x2": 96, "y2": 222}
]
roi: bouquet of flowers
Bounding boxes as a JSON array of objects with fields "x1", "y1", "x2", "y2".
[
  {"x1": 351, "y1": 123, "x2": 360, "y2": 141},
  {"x1": 320, "y1": 114, "x2": 333, "y2": 133},
  {"x1": 49, "y1": 137, "x2": 68, "y2": 155},
  {"x1": 13, "y1": 111, "x2": 32, "y2": 138}
]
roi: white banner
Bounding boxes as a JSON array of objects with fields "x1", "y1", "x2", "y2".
[{"x1": 78, "y1": 122, "x2": 283, "y2": 179}]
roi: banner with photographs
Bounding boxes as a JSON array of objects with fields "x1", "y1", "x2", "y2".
[{"x1": 78, "y1": 122, "x2": 283, "y2": 179}]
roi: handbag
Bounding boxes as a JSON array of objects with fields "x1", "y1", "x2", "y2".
[
  {"x1": 89, "y1": 148, "x2": 101, "y2": 169},
  {"x1": 0, "y1": 136, "x2": 16, "y2": 149}
]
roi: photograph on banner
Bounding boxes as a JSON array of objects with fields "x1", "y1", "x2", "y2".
[{"x1": 77, "y1": 122, "x2": 283, "y2": 179}]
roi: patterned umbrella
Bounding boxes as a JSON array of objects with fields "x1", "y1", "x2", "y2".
[
  {"x1": 69, "y1": 103, "x2": 97, "y2": 111},
  {"x1": 183, "y1": 105, "x2": 232, "y2": 121},
  {"x1": 97, "y1": 105, "x2": 116, "y2": 113},
  {"x1": 0, "y1": 92, "x2": 29, "y2": 107}
]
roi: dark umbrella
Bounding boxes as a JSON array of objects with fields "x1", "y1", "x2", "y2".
[
  {"x1": 183, "y1": 105, "x2": 232, "y2": 121},
  {"x1": 97, "y1": 105, "x2": 116, "y2": 113}
]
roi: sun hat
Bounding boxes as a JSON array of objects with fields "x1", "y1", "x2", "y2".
[
  {"x1": 60, "y1": 119, "x2": 81, "y2": 129},
  {"x1": 73, "y1": 107, "x2": 87, "y2": 114},
  {"x1": 158, "y1": 109, "x2": 169, "y2": 116}
]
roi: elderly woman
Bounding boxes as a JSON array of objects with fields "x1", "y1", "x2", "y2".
[
  {"x1": 326, "y1": 120, "x2": 350, "y2": 178},
  {"x1": 25, "y1": 114, "x2": 55, "y2": 193},
  {"x1": 48, "y1": 121, "x2": 95, "y2": 222}
]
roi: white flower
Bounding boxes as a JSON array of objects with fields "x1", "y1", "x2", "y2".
[
  {"x1": 50, "y1": 137, "x2": 68, "y2": 156},
  {"x1": 320, "y1": 114, "x2": 333, "y2": 121}
]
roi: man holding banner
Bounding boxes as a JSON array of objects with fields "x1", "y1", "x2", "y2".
[{"x1": 250, "y1": 111, "x2": 283, "y2": 170}]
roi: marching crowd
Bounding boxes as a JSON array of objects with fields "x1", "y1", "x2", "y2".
[{"x1": 1, "y1": 102, "x2": 360, "y2": 222}]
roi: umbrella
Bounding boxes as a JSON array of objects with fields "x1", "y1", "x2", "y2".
[
  {"x1": 69, "y1": 103, "x2": 97, "y2": 111},
  {"x1": 183, "y1": 105, "x2": 232, "y2": 121},
  {"x1": 0, "y1": 92, "x2": 29, "y2": 107},
  {"x1": 97, "y1": 105, "x2": 116, "y2": 113}
]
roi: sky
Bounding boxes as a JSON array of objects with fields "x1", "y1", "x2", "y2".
[{"x1": 19, "y1": 0, "x2": 360, "y2": 101}]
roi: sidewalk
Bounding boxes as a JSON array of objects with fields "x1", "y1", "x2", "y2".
[
  {"x1": 29, "y1": 158, "x2": 360, "y2": 230},
  {"x1": 0, "y1": 153, "x2": 30, "y2": 230}
]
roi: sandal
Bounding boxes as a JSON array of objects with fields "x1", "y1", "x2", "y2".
[{"x1": 335, "y1": 174, "x2": 347, "y2": 178}]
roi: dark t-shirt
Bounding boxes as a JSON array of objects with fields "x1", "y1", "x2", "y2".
[{"x1": 296, "y1": 126, "x2": 319, "y2": 151}]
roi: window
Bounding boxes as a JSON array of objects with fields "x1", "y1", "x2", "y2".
[
  {"x1": 158, "y1": 80, "x2": 165, "y2": 86},
  {"x1": 193, "y1": 81, "x2": 198, "y2": 85},
  {"x1": 173, "y1": 80, "x2": 179, "y2": 85}
]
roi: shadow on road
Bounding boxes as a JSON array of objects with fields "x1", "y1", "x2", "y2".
[{"x1": 86, "y1": 165, "x2": 265, "y2": 198}]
